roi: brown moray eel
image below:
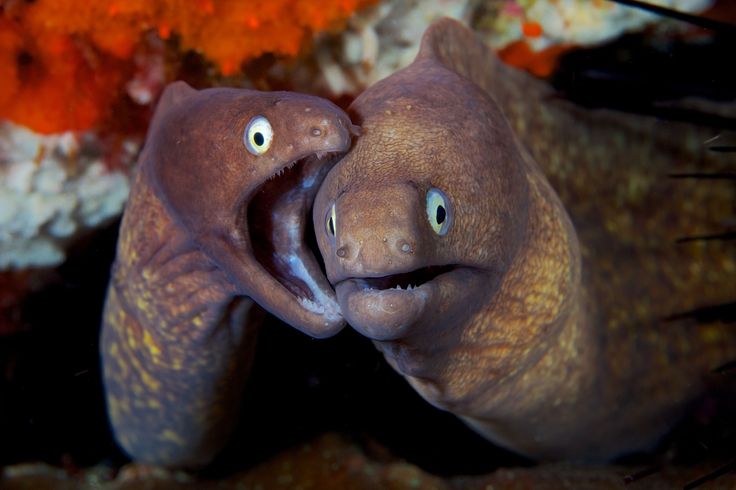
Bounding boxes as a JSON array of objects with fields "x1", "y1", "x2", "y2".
[
  {"x1": 101, "y1": 81, "x2": 356, "y2": 467},
  {"x1": 313, "y1": 18, "x2": 736, "y2": 461}
]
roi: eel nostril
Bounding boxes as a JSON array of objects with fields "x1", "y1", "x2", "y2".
[
  {"x1": 398, "y1": 240, "x2": 413, "y2": 254},
  {"x1": 336, "y1": 246, "x2": 348, "y2": 258}
]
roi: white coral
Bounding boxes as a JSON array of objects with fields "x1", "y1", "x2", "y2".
[
  {"x1": 313, "y1": 0, "x2": 473, "y2": 95},
  {"x1": 481, "y1": 0, "x2": 716, "y2": 51},
  {"x1": 0, "y1": 122, "x2": 135, "y2": 270}
]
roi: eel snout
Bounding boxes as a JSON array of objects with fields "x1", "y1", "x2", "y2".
[{"x1": 316, "y1": 182, "x2": 485, "y2": 340}]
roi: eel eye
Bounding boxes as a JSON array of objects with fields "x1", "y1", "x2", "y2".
[
  {"x1": 426, "y1": 187, "x2": 452, "y2": 235},
  {"x1": 326, "y1": 203, "x2": 337, "y2": 237},
  {"x1": 244, "y1": 115, "x2": 273, "y2": 155}
]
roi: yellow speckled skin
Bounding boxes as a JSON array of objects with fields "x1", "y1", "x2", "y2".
[
  {"x1": 102, "y1": 82, "x2": 353, "y2": 468},
  {"x1": 313, "y1": 19, "x2": 736, "y2": 461},
  {"x1": 102, "y1": 170, "x2": 258, "y2": 467}
]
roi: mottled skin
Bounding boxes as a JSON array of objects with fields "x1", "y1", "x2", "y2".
[
  {"x1": 314, "y1": 19, "x2": 736, "y2": 461},
  {"x1": 102, "y1": 82, "x2": 355, "y2": 467}
]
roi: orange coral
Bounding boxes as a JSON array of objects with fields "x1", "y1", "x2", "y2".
[
  {"x1": 0, "y1": 18, "x2": 130, "y2": 134},
  {"x1": 498, "y1": 40, "x2": 575, "y2": 78},
  {"x1": 0, "y1": 0, "x2": 376, "y2": 134}
]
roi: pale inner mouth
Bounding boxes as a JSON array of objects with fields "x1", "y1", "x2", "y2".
[
  {"x1": 246, "y1": 154, "x2": 340, "y2": 315},
  {"x1": 353, "y1": 265, "x2": 456, "y2": 291}
]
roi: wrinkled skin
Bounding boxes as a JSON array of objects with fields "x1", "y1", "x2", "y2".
[
  {"x1": 102, "y1": 82, "x2": 356, "y2": 468},
  {"x1": 314, "y1": 19, "x2": 736, "y2": 461}
]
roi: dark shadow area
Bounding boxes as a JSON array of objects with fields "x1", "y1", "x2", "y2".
[
  {"x1": 0, "y1": 221, "x2": 125, "y2": 469},
  {"x1": 552, "y1": 31, "x2": 736, "y2": 129}
]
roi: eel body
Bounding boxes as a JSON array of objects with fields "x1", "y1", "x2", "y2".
[
  {"x1": 102, "y1": 82, "x2": 356, "y2": 467},
  {"x1": 313, "y1": 18, "x2": 736, "y2": 461}
]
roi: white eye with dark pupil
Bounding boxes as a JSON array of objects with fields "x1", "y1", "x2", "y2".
[
  {"x1": 244, "y1": 115, "x2": 273, "y2": 155},
  {"x1": 427, "y1": 187, "x2": 451, "y2": 235}
]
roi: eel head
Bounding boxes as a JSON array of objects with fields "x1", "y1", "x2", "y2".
[
  {"x1": 146, "y1": 82, "x2": 358, "y2": 337},
  {"x1": 313, "y1": 56, "x2": 530, "y2": 342}
]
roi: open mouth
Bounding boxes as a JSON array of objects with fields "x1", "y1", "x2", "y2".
[
  {"x1": 246, "y1": 152, "x2": 341, "y2": 316},
  {"x1": 350, "y1": 265, "x2": 456, "y2": 291}
]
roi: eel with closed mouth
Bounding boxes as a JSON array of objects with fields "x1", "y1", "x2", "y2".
[
  {"x1": 101, "y1": 81, "x2": 357, "y2": 468},
  {"x1": 313, "y1": 18, "x2": 736, "y2": 461}
]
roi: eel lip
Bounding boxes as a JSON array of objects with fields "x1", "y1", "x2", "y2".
[
  {"x1": 336, "y1": 279, "x2": 428, "y2": 340},
  {"x1": 334, "y1": 265, "x2": 458, "y2": 340}
]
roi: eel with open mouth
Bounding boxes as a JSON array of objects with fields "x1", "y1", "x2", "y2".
[
  {"x1": 101, "y1": 81, "x2": 357, "y2": 468},
  {"x1": 313, "y1": 18, "x2": 736, "y2": 461}
]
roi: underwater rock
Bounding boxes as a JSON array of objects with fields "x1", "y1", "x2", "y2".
[
  {"x1": 307, "y1": 0, "x2": 472, "y2": 95},
  {"x1": 455, "y1": 462, "x2": 736, "y2": 489},
  {"x1": 474, "y1": 0, "x2": 717, "y2": 76},
  {"x1": 2, "y1": 433, "x2": 736, "y2": 489},
  {"x1": 226, "y1": 433, "x2": 448, "y2": 490},
  {"x1": 478, "y1": 0, "x2": 715, "y2": 50},
  {"x1": 0, "y1": 122, "x2": 133, "y2": 270}
]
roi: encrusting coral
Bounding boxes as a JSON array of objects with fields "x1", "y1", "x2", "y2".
[
  {"x1": 475, "y1": 0, "x2": 717, "y2": 77},
  {"x1": 0, "y1": 122, "x2": 134, "y2": 270},
  {"x1": 0, "y1": 0, "x2": 376, "y2": 134}
]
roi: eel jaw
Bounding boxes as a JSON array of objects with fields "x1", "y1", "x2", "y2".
[
  {"x1": 244, "y1": 151, "x2": 344, "y2": 336},
  {"x1": 334, "y1": 265, "x2": 475, "y2": 341}
]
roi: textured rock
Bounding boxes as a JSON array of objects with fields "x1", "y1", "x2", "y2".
[
  {"x1": 3, "y1": 434, "x2": 736, "y2": 489},
  {"x1": 0, "y1": 122, "x2": 134, "y2": 270}
]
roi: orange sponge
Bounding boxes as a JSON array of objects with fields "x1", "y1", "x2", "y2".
[
  {"x1": 0, "y1": 0, "x2": 375, "y2": 134},
  {"x1": 498, "y1": 40, "x2": 575, "y2": 78}
]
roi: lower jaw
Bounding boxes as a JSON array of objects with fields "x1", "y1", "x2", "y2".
[
  {"x1": 335, "y1": 279, "x2": 430, "y2": 340},
  {"x1": 333, "y1": 266, "x2": 488, "y2": 340}
]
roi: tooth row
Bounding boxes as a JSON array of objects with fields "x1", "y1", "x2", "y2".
[
  {"x1": 298, "y1": 297, "x2": 325, "y2": 314},
  {"x1": 269, "y1": 158, "x2": 304, "y2": 180}
]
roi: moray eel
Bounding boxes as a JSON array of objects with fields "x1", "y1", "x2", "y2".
[
  {"x1": 313, "y1": 18, "x2": 736, "y2": 461},
  {"x1": 101, "y1": 81, "x2": 355, "y2": 467}
]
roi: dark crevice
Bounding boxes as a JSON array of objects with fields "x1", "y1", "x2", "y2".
[
  {"x1": 709, "y1": 146, "x2": 736, "y2": 153},
  {"x1": 713, "y1": 360, "x2": 736, "y2": 375},
  {"x1": 663, "y1": 301, "x2": 736, "y2": 323},
  {"x1": 684, "y1": 458, "x2": 736, "y2": 489},
  {"x1": 669, "y1": 172, "x2": 736, "y2": 180},
  {"x1": 609, "y1": 0, "x2": 736, "y2": 36},
  {"x1": 622, "y1": 464, "x2": 662, "y2": 484},
  {"x1": 551, "y1": 17, "x2": 736, "y2": 127},
  {"x1": 16, "y1": 50, "x2": 33, "y2": 67},
  {"x1": 676, "y1": 231, "x2": 736, "y2": 243}
]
